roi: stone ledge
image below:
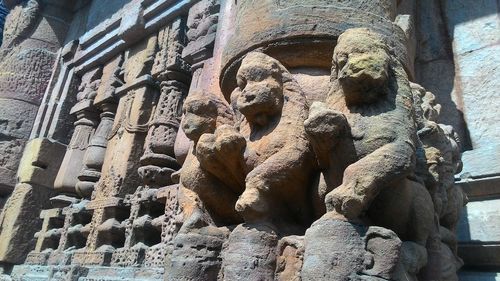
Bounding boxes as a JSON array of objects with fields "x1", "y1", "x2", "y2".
[
  {"x1": 457, "y1": 197, "x2": 500, "y2": 243},
  {"x1": 457, "y1": 176, "x2": 500, "y2": 201},
  {"x1": 459, "y1": 145, "x2": 500, "y2": 180},
  {"x1": 11, "y1": 264, "x2": 163, "y2": 280},
  {"x1": 458, "y1": 243, "x2": 500, "y2": 269}
]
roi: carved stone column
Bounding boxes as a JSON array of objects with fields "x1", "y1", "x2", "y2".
[
  {"x1": 107, "y1": 18, "x2": 191, "y2": 268},
  {"x1": 139, "y1": 18, "x2": 190, "y2": 188},
  {"x1": 54, "y1": 68, "x2": 102, "y2": 194},
  {"x1": 0, "y1": 0, "x2": 73, "y2": 197},
  {"x1": 73, "y1": 35, "x2": 159, "y2": 266},
  {"x1": 0, "y1": 1, "x2": 75, "y2": 268},
  {"x1": 76, "y1": 55, "x2": 124, "y2": 198}
]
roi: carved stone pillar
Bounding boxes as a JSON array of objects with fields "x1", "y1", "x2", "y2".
[
  {"x1": 54, "y1": 68, "x2": 102, "y2": 194},
  {"x1": 76, "y1": 55, "x2": 124, "y2": 198},
  {"x1": 174, "y1": 0, "x2": 221, "y2": 166},
  {"x1": 73, "y1": 35, "x2": 159, "y2": 266},
  {"x1": 218, "y1": 0, "x2": 409, "y2": 98},
  {"x1": 139, "y1": 18, "x2": 190, "y2": 188}
]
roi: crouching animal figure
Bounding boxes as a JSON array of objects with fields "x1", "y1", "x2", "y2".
[{"x1": 304, "y1": 28, "x2": 434, "y2": 247}]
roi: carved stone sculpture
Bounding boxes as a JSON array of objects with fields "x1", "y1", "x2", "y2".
[
  {"x1": 411, "y1": 82, "x2": 467, "y2": 281},
  {"x1": 305, "y1": 28, "x2": 433, "y2": 245},
  {"x1": 0, "y1": 0, "x2": 482, "y2": 280},
  {"x1": 178, "y1": 90, "x2": 240, "y2": 225},
  {"x1": 229, "y1": 52, "x2": 317, "y2": 229},
  {"x1": 303, "y1": 28, "x2": 435, "y2": 280}
]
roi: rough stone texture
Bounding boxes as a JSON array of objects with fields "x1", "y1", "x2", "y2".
[
  {"x1": 167, "y1": 224, "x2": 228, "y2": 281},
  {"x1": 221, "y1": 224, "x2": 278, "y2": 281},
  {"x1": 274, "y1": 236, "x2": 304, "y2": 281},
  {"x1": 0, "y1": 183, "x2": 57, "y2": 264},
  {"x1": 302, "y1": 216, "x2": 401, "y2": 281},
  {"x1": 0, "y1": 0, "x2": 67, "y2": 195},
  {"x1": 0, "y1": 0, "x2": 497, "y2": 280}
]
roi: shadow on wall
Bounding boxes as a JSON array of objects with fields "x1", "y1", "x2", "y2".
[
  {"x1": 441, "y1": 0, "x2": 500, "y2": 151},
  {"x1": 415, "y1": 0, "x2": 471, "y2": 151},
  {"x1": 86, "y1": 0, "x2": 130, "y2": 30},
  {"x1": 417, "y1": 0, "x2": 499, "y2": 152}
]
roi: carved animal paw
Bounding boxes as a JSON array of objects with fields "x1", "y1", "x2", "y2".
[
  {"x1": 196, "y1": 133, "x2": 219, "y2": 164},
  {"x1": 304, "y1": 101, "x2": 347, "y2": 145},
  {"x1": 325, "y1": 184, "x2": 365, "y2": 220},
  {"x1": 213, "y1": 125, "x2": 246, "y2": 156},
  {"x1": 235, "y1": 187, "x2": 269, "y2": 222}
]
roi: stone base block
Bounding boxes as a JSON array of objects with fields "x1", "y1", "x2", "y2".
[
  {"x1": 25, "y1": 251, "x2": 51, "y2": 266},
  {"x1": 111, "y1": 247, "x2": 146, "y2": 267},
  {"x1": 302, "y1": 215, "x2": 402, "y2": 281},
  {"x1": 72, "y1": 251, "x2": 113, "y2": 266},
  {"x1": 221, "y1": 224, "x2": 278, "y2": 281},
  {"x1": 47, "y1": 250, "x2": 74, "y2": 266},
  {"x1": 0, "y1": 183, "x2": 57, "y2": 264},
  {"x1": 167, "y1": 226, "x2": 228, "y2": 281},
  {"x1": 458, "y1": 244, "x2": 500, "y2": 269},
  {"x1": 80, "y1": 266, "x2": 163, "y2": 281},
  {"x1": 10, "y1": 265, "x2": 162, "y2": 281}
]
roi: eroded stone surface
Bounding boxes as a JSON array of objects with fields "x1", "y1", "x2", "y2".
[{"x1": 0, "y1": 0, "x2": 489, "y2": 280}]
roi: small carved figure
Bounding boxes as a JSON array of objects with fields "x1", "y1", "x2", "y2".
[
  {"x1": 229, "y1": 52, "x2": 317, "y2": 228},
  {"x1": 179, "y1": 90, "x2": 243, "y2": 225},
  {"x1": 304, "y1": 28, "x2": 433, "y2": 246},
  {"x1": 411, "y1": 82, "x2": 466, "y2": 280}
]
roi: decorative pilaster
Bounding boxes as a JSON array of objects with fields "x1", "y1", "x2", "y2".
[
  {"x1": 53, "y1": 68, "x2": 102, "y2": 194},
  {"x1": 76, "y1": 55, "x2": 124, "y2": 198},
  {"x1": 73, "y1": 35, "x2": 159, "y2": 266},
  {"x1": 139, "y1": 18, "x2": 190, "y2": 188}
]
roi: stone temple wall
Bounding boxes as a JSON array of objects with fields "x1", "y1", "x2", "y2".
[{"x1": 0, "y1": 0, "x2": 497, "y2": 280}]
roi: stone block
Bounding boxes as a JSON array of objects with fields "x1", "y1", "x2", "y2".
[
  {"x1": 0, "y1": 183, "x2": 57, "y2": 264},
  {"x1": 458, "y1": 244, "x2": 500, "y2": 269},
  {"x1": 0, "y1": 99, "x2": 39, "y2": 193},
  {"x1": 443, "y1": 0, "x2": 499, "y2": 55},
  {"x1": 221, "y1": 224, "x2": 278, "y2": 281},
  {"x1": 167, "y1": 226, "x2": 228, "y2": 281},
  {"x1": 457, "y1": 198, "x2": 500, "y2": 243},
  {"x1": 17, "y1": 138, "x2": 67, "y2": 188},
  {"x1": 458, "y1": 176, "x2": 500, "y2": 200},
  {"x1": 454, "y1": 44, "x2": 500, "y2": 149},
  {"x1": 302, "y1": 217, "x2": 402, "y2": 281},
  {"x1": 460, "y1": 146, "x2": 500, "y2": 179}
]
